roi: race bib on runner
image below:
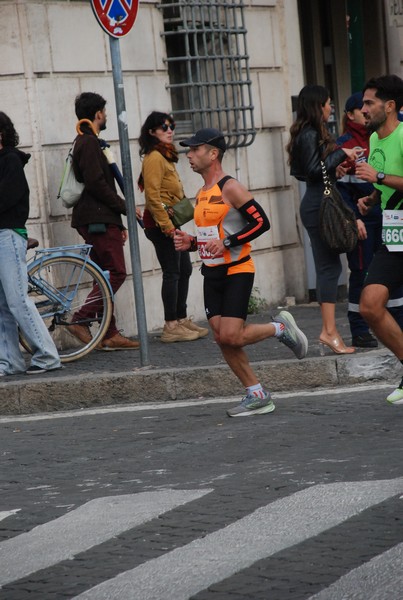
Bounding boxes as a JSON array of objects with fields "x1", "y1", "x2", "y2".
[
  {"x1": 196, "y1": 225, "x2": 225, "y2": 265},
  {"x1": 382, "y1": 210, "x2": 403, "y2": 251}
]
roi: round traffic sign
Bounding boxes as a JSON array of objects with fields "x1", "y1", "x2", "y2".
[{"x1": 91, "y1": 0, "x2": 139, "y2": 38}]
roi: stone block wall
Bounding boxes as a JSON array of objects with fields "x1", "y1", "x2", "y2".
[{"x1": 0, "y1": 0, "x2": 306, "y2": 334}]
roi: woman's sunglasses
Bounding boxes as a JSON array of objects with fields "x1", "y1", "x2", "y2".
[{"x1": 160, "y1": 123, "x2": 175, "y2": 132}]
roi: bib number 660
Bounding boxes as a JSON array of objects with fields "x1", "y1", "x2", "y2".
[{"x1": 383, "y1": 227, "x2": 403, "y2": 243}]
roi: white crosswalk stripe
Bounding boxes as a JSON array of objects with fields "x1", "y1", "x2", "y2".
[
  {"x1": 0, "y1": 489, "x2": 211, "y2": 588},
  {"x1": 309, "y1": 540, "x2": 403, "y2": 600},
  {"x1": 2, "y1": 479, "x2": 402, "y2": 598},
  {"x1": 0, "y1": 509, "x2": 20, "y2": 523},
  {"x1": 73, "y1": 478, "x2": 403, "y2": 600}
]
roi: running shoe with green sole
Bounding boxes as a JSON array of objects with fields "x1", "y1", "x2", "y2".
[
  {"x1": 386, "y1": 378, "x2": 403, "y2": 405},
  {"x1": 227, "y1": 391, "x2": 275, "y2": 417},
  {"x1": 272, "y1": 310, "x2": 308, "y2": 360}
]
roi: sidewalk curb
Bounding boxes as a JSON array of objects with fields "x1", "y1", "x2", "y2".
[{"x1": 0, "y1": 350, "x2": 399, "y2": 415}]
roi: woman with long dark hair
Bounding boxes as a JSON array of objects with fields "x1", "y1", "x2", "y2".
[
  {"x1": 286, "y1": 85, "x2": 359, "y2": 354},
  {"x1": 139, "y1": 111, "x2": 207, "y2": 342}
]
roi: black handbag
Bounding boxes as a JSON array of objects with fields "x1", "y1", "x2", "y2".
[
  {"x1": 319, "y1": 161, "x2": 358, "y2": 254},
  {"x1": 164, "y1": 197, "x2": 194, "y2": 227}
]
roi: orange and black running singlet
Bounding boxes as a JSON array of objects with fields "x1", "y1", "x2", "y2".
[{"x1": 194, "y1": 177, "x2": 254, "y2": 275}]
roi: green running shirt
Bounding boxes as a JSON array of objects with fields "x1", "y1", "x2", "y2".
[{"x1": 369, "y1": 122, "x2": 403, "y2": 210}]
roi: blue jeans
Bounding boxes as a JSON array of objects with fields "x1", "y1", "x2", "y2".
[{"x1": 0, "y1": 230, "x2": 61, "y2": 374}]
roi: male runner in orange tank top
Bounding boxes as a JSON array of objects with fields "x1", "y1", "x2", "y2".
[{"x1": 174, "y1": 128, "x2": 308, "y2": 417}]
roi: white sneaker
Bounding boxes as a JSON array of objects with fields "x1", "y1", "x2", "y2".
[
  {"x1": 386, "y1": 386, "x2": 403, "y2": 405},
  {"x1": 227, "y1": 390, "x2": 275, "y2": 417},
  {"x1": 272, "y1": 310, "x2": 308, "y2": 359}
]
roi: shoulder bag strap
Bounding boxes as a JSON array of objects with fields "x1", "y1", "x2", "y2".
[{"x1": 320, "y1": 161, "x2": 332, "y2": 196}]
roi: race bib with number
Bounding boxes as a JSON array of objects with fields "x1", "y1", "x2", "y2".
[
  {"x1": 196, "y1": 225, "x2": 225, "y2": 265},
  {"x1": 382, "y1": 210, "x2": 403, "y2": 251}
]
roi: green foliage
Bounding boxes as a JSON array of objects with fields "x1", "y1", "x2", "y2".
[{"x1": 247, "y1": 287, "x2": 266, "y2": 315}]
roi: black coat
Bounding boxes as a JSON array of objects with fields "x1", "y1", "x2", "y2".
[
  {"x1": 290, "y1": 126, "x2": 346, "y2": 183},
  {"x1": 0, "y1": 147, "x2": 31, "y2": 229}
]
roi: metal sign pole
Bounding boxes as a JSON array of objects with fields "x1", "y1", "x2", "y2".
[{"x1": 109, "y1": 36, "x2": 150, "y2": 366}]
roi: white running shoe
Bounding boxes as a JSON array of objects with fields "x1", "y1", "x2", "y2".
[
  {"x1": 272, "y1": 310, "x2": 308, "y2": 360},
  {"x1": 386, "y1": 385, "x2": 403, "y2": 405},
  {"x1": 227, "y1": 390, "x2": 275, "y2": 417}
]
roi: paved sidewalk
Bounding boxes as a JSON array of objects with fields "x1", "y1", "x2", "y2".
[{"x1": 0, "y1": 302, "x2": 400, "y2": 415}]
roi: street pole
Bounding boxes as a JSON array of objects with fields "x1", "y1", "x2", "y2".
[{"x1": 109, "y1": 36, "x2": 150, "y2": 366}]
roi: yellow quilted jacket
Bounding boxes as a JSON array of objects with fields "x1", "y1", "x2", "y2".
[{"x1": 142, "y1": 150, "x2": 184, "y2": 233}]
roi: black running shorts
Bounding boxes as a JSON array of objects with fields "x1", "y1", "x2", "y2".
[
  {"x1": 364, "y1": 245, "x2": 403, "y2": 292},
  {"x1": 203, "y1": 270, "x2": 255, "y2": 320}
]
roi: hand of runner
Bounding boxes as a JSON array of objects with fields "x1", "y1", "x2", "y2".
[
  {"x1": 173, "y1": 229, "x2": 191, "y2": 251},
  {"x1": 205, "y1": 239, "x2": 225, "y2": 258}
]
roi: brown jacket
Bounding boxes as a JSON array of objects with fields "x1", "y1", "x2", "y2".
[{"x1": 71, "y1": 129, "x2": 126, "y2": 228}]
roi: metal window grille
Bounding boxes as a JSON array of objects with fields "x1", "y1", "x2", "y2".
[{"x1": 158, "y1": 0, "x2": 256, "y2": 148}]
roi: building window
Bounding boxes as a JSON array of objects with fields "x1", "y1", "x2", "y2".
[{"x1": 158, "y1": 0, "x2": 256, "y2": 149}]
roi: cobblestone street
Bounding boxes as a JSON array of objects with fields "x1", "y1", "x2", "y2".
[{"x1": 0, "y1": 384, "x2": 402, "y2": 598}]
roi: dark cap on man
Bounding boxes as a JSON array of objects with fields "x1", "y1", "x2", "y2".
[
  {"x1": 179, "y1": 127, "x2": 227, "y2": 152},
  {"x1": 345, "y1": 92, "x2": 363, "y2": 113}
]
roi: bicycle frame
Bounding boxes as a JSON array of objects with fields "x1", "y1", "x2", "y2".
[{"x1": 27, "y1": 244, "x2": 114, "y2": 316}]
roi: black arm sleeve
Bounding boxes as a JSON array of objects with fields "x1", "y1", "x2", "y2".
[{"x1": 226, "y1": 199, "x2": 270, "y2": 248}]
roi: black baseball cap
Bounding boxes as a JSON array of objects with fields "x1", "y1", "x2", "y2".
[
  {"x1": 345, "y1": 92, "x2": 363, "y2": 113},
  {"x1": 179, "y1": 128, "x2": 227, "y2": 152}
]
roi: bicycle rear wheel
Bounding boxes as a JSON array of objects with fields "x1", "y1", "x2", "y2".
[{"x1": 21, "y1": 255, "x2": 113, "y2": 362}]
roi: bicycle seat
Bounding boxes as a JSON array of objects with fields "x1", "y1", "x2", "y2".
[{"x1": 27, "y1": 237, "x2": 39, "y2": 250}]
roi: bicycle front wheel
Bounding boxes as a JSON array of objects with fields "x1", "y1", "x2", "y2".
[{"x1": 22, "y1": 255, "x2": 113, "y2": 362}]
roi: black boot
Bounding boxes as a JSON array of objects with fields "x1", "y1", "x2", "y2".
[{"x1": 352, "y1": 333, "x2": 378, "y2": 348}]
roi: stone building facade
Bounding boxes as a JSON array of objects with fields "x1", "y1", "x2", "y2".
[{"x1": 0, "y1": 0, "x2": 401, "y2": 334}]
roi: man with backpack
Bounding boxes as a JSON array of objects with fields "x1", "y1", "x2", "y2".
[{"x1": 69, "y1": 92, "x2": 139, "y2": 350}]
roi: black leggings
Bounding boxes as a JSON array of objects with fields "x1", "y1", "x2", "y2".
[
  {"x1": 145, "y1": 227, "x2": 192, "y2": 321},
  {"x1": 300, "y1": 182, "x2": 342, "y2": 303}
]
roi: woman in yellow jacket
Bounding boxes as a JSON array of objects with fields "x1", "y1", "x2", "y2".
[{"x1": 139, "y1": 111, "x2": 207, "y2": 342}]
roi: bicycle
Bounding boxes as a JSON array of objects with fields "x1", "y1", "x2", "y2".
[{"x1": 20, "y1": 243, "x2": 113, "y2": 363}]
